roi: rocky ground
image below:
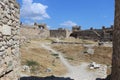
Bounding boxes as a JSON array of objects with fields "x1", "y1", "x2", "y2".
[
  {"x1": 20, "y1": 38, "x2": 112, "y2": 80},
  {"x1": 41, "y1": 44, "x2": 107, "y2": 80},
  {"x1": 51, "y1": 43, "x2": 112, "y2": 74},
  {"x1": 52, "y1": 44, "x2": 112, "y2": 65},
  {"x1": 20, "y1": 39, "x2": 67, "y2": 77}
]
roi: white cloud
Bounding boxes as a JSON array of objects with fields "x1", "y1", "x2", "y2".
[
  {"x1": 60, "y1": 21, "x2": 77, "y2": 27},
  {"x1": 20, "y1": 0, "x2": 50, "y2": 20},
  {"x1": 47, "y1": 25, "x2": 51, "y2": 28},
  {"x1": 24, "y1": 20, "x2": 34, "y2": 25}
]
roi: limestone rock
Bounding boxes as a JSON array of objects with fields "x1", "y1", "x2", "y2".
[{"x1": 0, "y1": 25, "x2": 11, "y2": 36}]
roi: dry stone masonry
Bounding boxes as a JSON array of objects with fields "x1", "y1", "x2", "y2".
[
  {"x1": 70, "y1": 25, "x2": 113, "y2": 41},
  {"x1": 0, "y1": 0, "x2": 20, "y2": 80},
  {"x1": 20, "y1": 23, "x2": 50, "y2": 40},
  {"x1": 50, "y1": 28, "x2": 71, "y2": 38}
]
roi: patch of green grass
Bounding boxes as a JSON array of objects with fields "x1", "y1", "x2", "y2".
[
  {"x1": 25, "y1": 60, "x2": 40, "y2": 74},
  {"x1": 51, "y1": 54, "x2": 59, "y2": 57},
  {"x1": 26, "y1": 60, "x2": 39, "y2": 66},
  {"x1": 45, "y1": 38, "x2": 55, "y2": 42},
  {"x1": 65, "y1": 57, "x2": 74, "y2": 60}
]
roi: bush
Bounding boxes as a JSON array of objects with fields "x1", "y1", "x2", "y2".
[
  {"x1": 65, "y1": 57, "x2": 74, "y2": 60},
  {"x1": 51, "y1": 54, "x2": 59, "y2": 57},
  {"x1": 25, "y1": 60, "x2": 40, "y2": 74},
  {"x1": 26, "y1": 60, "x2": 39, "y2": 67}
]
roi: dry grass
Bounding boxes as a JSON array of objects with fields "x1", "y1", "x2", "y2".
[
  {"x1": 55, "y1": 37, "x2": 97, "y2": 44},
  {"x1": 92, "y1": 46, "x2": 112, "y2": 74},
  {"x1": 20, "y1": 40, "x2": 67, "y2": 77},
  {"x1": 52, "y1": 44, "x2": 112, "y2": 74},
  {"x1": 20, "y1": 38, "x2": 112, "y2": 75},
  {"x1": 90, "y1": 46, "x2": 112, "y2": 65},
  {"x1": 52, "y1": 44, "x2": 85, "y2": 65},
  {"x1": 52, "y1": 44, "x2": 112, "y2": 64}
]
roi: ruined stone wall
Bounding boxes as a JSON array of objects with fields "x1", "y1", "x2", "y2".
[
  {"x1": 70, "y1": 27, "x2": 113, "y2": 41},
  {"x1": 0, "y1": 0, "x2": 20, "y2": 80},
  {"x1": 70, "y1": 30, "x2": 102, "y2": 40},
  {"x1": 20, "y1": 25, "x2": 50, "y2": 40},
  {"x1": 20, "y1": 26, "x2": 40, "y2": 39},
  {"x1": 81, "y1": 29, "x2": 103, "y2": 39},
  {"x1": 50, "y1": 29, "x2": 71, "y2": 38}
]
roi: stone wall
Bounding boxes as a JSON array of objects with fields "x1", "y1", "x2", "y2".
[
  {"x1": 20, "y1": 25, "x2": 50, "y2": 39},
  {"x1": 70, "y1": 30, "x2": 102, "y2": 40},
  {"x1": 0, "y1": 0, "x2": 20, "y2": 80},
  {"x1": 20, "y1": 26, "x2": 40, "y2": 39},
  {"x1": 72, "y1": 25, "x2": 81, "y2": 32},
  {"x1": 70, "y1": 26, "x2": 113, "y2": 41},
  {"x1": 71, "y1": 30, "x2": 105, "y2": 41},
  {"x1": 50, "y1": 29, "x2": 71, "y2": 38}
]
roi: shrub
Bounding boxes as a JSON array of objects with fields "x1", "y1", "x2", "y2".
[
  {"x1": 51, "y1": 54, "x2": 59, "y2": 57},
  {"x1": 25, "y1": 60, "x2": 40, "y2": 74},
  {"x1": 26, "y1": 60, "x2": 39, "y2": 67},
  {"x1": 65, "y1": 57, "x2": 74, "y2": 60}
]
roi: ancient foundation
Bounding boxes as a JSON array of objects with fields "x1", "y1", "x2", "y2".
[{"x1": 0, "y1": 0, "x2": 20, "y2": 80}]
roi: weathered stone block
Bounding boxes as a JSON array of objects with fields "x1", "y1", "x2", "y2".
[
  {"x1": 0, "y1": 46, "x2": 5, "y2": 52},
  {"x1": 0, "y1": 52, "x2": 4, "y2": 56},
  {"x1": 0, "y1": 25, "x2": 11, "y2": 36}
]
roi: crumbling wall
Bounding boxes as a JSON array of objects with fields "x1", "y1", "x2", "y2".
[
  {"x1": 70, "y1": 30, "x2": 102, "y2": 40},
  {"x1": 72, "y1": 25, "x2": 81, "y2": 32},
  {"x1": 79, "y1": 30, "x2": 103, "y2": 40},
  {"x1": 70, "y1": 26, "x2": 113, "y2": 41},
  {"x1": 0, "y1": 0, "x2": 20, "y2": 80},
  {"x1": 20, "y1": 26, "x2": 40, "y2": 39},
  {"x1": 20, "y1": 25, "x2": 50, "y2": 39},
  {"x1": 50, "y1": 29, "x2": 71, "y2": 38}
]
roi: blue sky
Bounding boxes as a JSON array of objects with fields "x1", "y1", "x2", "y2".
[{"x1": 17, "y1": 0, "x2": 115, "y2": 30}]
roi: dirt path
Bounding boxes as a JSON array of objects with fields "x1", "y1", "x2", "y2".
[
  {"x1": 41, "y1": 44, "x2": 72, "y2": 72},
  {"x1": 41, "y1": 44, "x2": 107, "y2": 80}
]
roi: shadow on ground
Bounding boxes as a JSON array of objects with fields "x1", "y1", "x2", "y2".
[{"x1": 20, "y1": 75, "x2": 74, "y2": 80}]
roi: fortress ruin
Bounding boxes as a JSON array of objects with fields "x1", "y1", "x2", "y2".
[
  {"x1": 20, "y1": 23, "x2": 113, "y2": 41},
  {"x1": 70, "y1": 25, "x2": 113, "y2": 41},
  {"x1": 0, "y1": 0, "x2": 119, "y2": 80}
]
